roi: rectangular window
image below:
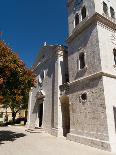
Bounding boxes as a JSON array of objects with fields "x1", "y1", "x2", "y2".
[
  {"x1": 75, "y1": 13, "x2": 79, "y2": 26},
  {"x1": 110, "y1": 7, "x2": 115, "y2": 18},
  {"x1": 113, "y1": 49, "x2": 116, "y2": 65},
  {"x1": 103, "y1": 2, "x2": 108, "y2": 15},
  {"x1": 79, "y1": 52, "x2": 85, "y2": 69},
  {"x1": 113, "y1": 107, "x2": 116, "y2": 132}
]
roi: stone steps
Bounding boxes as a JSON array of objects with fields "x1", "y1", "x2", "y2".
[{"x1": 25, "y1": 128, "x2": 45, "y2": 133}]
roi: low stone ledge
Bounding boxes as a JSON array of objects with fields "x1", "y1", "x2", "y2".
[{"x1": 67, "y1": 133, "x2": 111, "y2": 152}]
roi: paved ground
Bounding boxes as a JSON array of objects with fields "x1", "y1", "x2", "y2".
[{"x1": 0, "y1": 126, "x2": 115, "y2": 155}]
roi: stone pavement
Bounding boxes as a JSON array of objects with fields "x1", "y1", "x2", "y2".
[{"x1": 0, "y1": 126, "x2": 115, "y2": 155}]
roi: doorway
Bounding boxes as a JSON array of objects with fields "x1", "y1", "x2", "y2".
[
  {"x1": 61, "y1": 98, "x2": 70, "y2": 137},
  {"x1": 38, "y1": 103, "x2": 43, "y2": 128}
]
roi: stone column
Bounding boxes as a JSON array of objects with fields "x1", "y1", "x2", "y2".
[
  {"x1": 53, "y1": 46, "x2": 65, "y2": 136},
  {"x1": 26, "y1": 87, "x2": 33, "y2": 128}
]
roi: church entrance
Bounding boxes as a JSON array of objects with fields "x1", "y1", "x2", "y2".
[
  {"x1": 38, "y1": 102, "x2": 43, "y2": 128},
  {"x1": 36, "y1": 91, "x2": 45, "y2": 128},
  {"x1": 60, "y1": 95, "x2": 70, "y2": 137}
]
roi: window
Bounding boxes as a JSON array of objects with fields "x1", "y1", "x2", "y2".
[
  {"x1": 110, "y1": 7, "x2": 115, "y2": 18},
  {"x1": 113, "y1": 49, "x2": 116, "y2": 65},
  {"x1": 75, "y1": 13, "x2": 79, "y2": 27},
  {"x1": 113, "y1": 107, "x2": 116, "y2": 132},
  {"x1": 79, "y1": 93, "x2": 87, "y2": 103},
  {"x1": 103, "y1": 2, "x2": 108, "y2": 15},
  {"x1": 79, "y1": 52, "x2": 85, "y2": 69},
  {"x1": 38, "y1": 71, "x2": 45, "y2": 84},
  {"x1": 65, "y1": 73, "x2": 69, "y2": 83},
  {"x1": 42, "y1": 55, "x2": 45, "y2": 59},
  {"x1": 81, "y1": 6, "x2": 86, "y2": 20}
]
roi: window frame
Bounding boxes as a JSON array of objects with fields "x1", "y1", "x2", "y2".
[
  {"x1": 81, "y1": 6, "x2": 87, "y2": 20},
  {"x1": 113, "y1": 49, "x2": 116, "y2": 66},
  {"x1": 103, "y1": 1, "x2": 108, "y2": 15},
  {"x1": 74, "y1": 13, "x2": 80, "y2": 27},
  {"x1": 78, "y1": 52, "x2": 86, "y2": 70},
  {"x1": 113, "y1": 106, "x2": 116, "y2": 132},
  {"x1": 110, "y1": 6, "x2": 115, "y2": 19}
]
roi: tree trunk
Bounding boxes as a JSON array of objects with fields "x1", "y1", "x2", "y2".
[{"x1": 12, "y1": 111, "x2": 16, "y2": 124}]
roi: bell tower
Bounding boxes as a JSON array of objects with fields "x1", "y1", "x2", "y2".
[
  {"x1": 67, "y1": 0, "x2": 95, "y2": 36},
  {"x1": 66, "y1": 0, "x2": 116, "y2": 152}
]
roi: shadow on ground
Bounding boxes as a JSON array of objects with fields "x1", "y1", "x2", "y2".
[{"x1": 0, "y1": 129, "x2": 26, "y2": 145}]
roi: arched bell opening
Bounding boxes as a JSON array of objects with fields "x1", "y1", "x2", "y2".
[{"x1": 60, "y1": 95, "x2": 70, "y2": 137}]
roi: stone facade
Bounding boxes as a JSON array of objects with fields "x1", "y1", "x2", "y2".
[
  {"x1": 27, "y1": 0, "x2": 116, "y2": 153},
  {"x1": 27, "y1": 45, "x2": 69, "y2": 136},
  {"x1": 66, "y1": 0, "x2": 116, "y2": 152}
]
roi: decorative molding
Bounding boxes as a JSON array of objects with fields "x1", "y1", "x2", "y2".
[
  {"x1": 67, "y1": 71, "x2": 116, "y2": 86},
  {"x1": 67, "y1": 13, "x2": 116, "y2": 43},
  {"x1": 33, "y1": 45, "x2": 67, "y2": 71},
  {"x1": 60, "y1": 71, "x2": 116, "y2": 94},
  {"x1": 36, "y1": 91, "x2": 45, "y2": 100}
]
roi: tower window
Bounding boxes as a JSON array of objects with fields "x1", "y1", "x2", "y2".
[
  {"x1": 79, "y1": 52, "x2": 85, "y2": 69},
  {"x1": 113, "y1": 49, "x2": 116, "y2": 65},
  {"x1": 110, "y1": 7, "x2": 115, "y2": 18},
  {"x1": 81, "y1": 6, "x2": 86, "y2": 20},
  {"x1": 113, "y1": 107, "x2": 116, "y2": 132},
  {"x1": 65, "y1": 73, "x2": 69, "y2": 83},
  {"x1": 75, "y1": 13, "x2": 79, "y2": 27},
  {"x1": 38, "y1": 70, "x2": 45, "y2": 84},
  {"x1": 103, "y1": 2, "x2": 108, "y2": 15}
]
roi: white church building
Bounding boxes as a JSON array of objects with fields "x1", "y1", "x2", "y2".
[{"x1": 27, "y1": 0, "x2": 116, "y2": 152}]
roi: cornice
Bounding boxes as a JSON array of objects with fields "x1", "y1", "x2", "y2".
[
  {"x1": 33, "y1": 45, "x2": 67, "y2": 71},
  {"x1": 60, "y1": 71, "x2": 116, "y2": 96},
  {"x1": 67, "y1": 13, "x2": 116, "y2": 43},
  {"x1": 67, "y1": 71, "x2": 116, "y2": 86},
  {"x1": 54, "y1": 45, "x2": 68, "y2": 53}
]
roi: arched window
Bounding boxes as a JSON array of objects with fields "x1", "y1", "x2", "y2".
[
  {"x1": 103, "y1": 2, "x2": 108, "y2": 15},
  {"x1": 110, "y1": 7, "x2": 115, "y2": 18},
  {"x1": 38, "y1": 70, "x2": 45, "y2": 84},
  {"x1": 113, "y1": 49, "x2": 116, "y2": 65},
  {"x1": 81, "y1": 6, "x2": 86, "y2": 20},
  {"x1": 79, "y1": 52, "x2": 85, "y2": 69},
  {"x1": 75, "y1": 13, "x2": 79, "y2": 27}
]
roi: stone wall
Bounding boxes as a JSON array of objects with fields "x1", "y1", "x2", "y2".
[
  {"x1": 67, "y1": 0, "x2": 95, "y2": 36},
  {"x1": 68, "y1": 76, "x2": 108, "y2": 139},
  {"x1": 27, "y1": 45, "x2": 68, "y2": 136},
  {"x1": 68, "y1": 24, "x2": 101, "y2": 82},
  {"x1": 67, "y1": 76, "x2": 110, "y2": 151}
]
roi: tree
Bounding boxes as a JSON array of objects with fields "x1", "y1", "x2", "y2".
[{"x1": 0, "y1": 41, "x2": 36, "y2": 123}]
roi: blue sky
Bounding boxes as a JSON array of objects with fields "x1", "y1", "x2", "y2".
[{"x1": 0, "y1": 0, "x2": 68, "y2": 67}]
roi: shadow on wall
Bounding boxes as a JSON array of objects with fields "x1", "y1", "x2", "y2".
[
  {"x1": 61, "y1": 103, "x2": 70, "y2": 137},
  {"x1": 0, "y1": 130, "x2": 26, "y2": 145}
]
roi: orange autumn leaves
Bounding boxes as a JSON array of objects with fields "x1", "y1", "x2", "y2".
[{"x1": 0, "y1": 41, "x2": 36, "y2": 105}]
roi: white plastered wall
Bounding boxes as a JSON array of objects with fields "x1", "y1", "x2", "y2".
[
  {"x1": 97, "y1": 23, "x2": 116, "y2": 76},
  {"x1": 94, "y1": 0, "x2": 116, "y2": 16},
  {"x1": 103, "y1": 76, "x2": 116, "y2": 152}
]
